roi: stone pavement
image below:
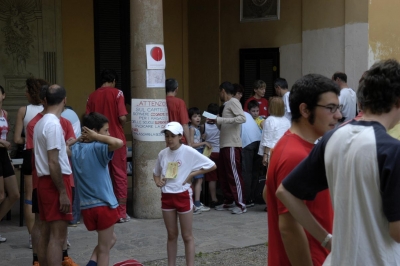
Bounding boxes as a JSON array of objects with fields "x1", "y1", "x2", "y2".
[{"x1": 0, "y1": 204, "x2": 268, "y2": 265}]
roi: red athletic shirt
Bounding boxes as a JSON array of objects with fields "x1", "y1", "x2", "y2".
[
  {"x1": 166, "y1": 96, "x2": 190, "y2": 144},
  {"x1": 28, "y1": 113, "x2": 76, "y2": 189},
  {"x1": 244, "y1": 96, "x2": 269, "y2": 117},
  {"x1": 86, "y1": 87, "x2": 128, "y2": 143},
  {"x1": 266, "y1": 130, "x2": 333, "y2": 266}
]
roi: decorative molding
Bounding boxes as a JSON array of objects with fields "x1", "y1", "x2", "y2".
[{"x1": 240, "y1": 0, "x2": 280, "y2": 22}]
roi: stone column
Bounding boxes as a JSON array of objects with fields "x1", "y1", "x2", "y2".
[{"x1": 130, "y1": 0, "x2": 165, "y2": 218}]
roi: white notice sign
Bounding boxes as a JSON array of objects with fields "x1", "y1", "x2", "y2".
[{"x1": 131, "y1": 99, "x2": 169, "y2": 141}]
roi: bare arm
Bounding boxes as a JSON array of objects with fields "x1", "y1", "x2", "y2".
[
  {"x1": 276, "y1": 184, "x2": 332, "y2": 250},
  {"x1": 182, "y1": 124, "x2": 191, "y2": 146},
  {"x1": 13, "y1": 106, "x2": 26, "y2": 145},
  {"x1": 262, "y1": 146, "x2": 271, "y2": 166},
  {"x1": 389, "y1": 221, "x2": 400, "y2": 243},
  {"x1": 183, "y1": 164, "x2": 217, "y2": 185},
  {"x1": 279, "y1": 212, "x2": 313, "y2": 266},
  {"x1": 153, "y1": 174, "x2": 166, "y2": 188},
  {"x1": 118, "y1": 115, "x2": 127, "y2": 126},
  {"x1": 81, "y1": 126, "x2": 123, "y2": 152},
  {"x1": 262, "y1": 185, "x2": 267, "y2": 204},
  {"x1": 47, "y1": 149, "x2": 70, "y2": 213}
]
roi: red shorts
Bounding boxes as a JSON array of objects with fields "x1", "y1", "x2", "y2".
[
  {"x1": 81, "y1": 206, "x2": 119, "y2": 231},
  {"x1": 205, "y1": 152, "x2": 219, "y2": 182},
  {"x1": 161, "y1": 189, "x2": 193, "y2": 214},
  {"x1": 37, "y1": 175, "x2": 73, "y2": 222}
]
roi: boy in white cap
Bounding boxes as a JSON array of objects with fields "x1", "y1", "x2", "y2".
[{"x1": 153, "y1": 121, "x2": 216, "y2": 266}]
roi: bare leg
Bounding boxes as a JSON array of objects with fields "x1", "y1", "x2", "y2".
[
  {"x1": 208, "y1": 181, "x2": 218, "y2": 202},
  {"x1": 178, "y1": 212, "x2": 194, "y2": 266},
  {"x1": 162, "y1": 211, "x2": 178, "y2": 266},
  {"x1": 38, "y1": 221, "x2": 49, "y2": 266},
  {"x1": 24, "y1": 175, "x2": 35, "y2": 234},
  {"x1": 0, "y1": 176, "x2": 5, "y2": 204},
  {"x1": 89, "y1": 225, "x2": 117, "y2": 266},
  {"x1": 0, "y1": 175, "x2": 20, "y2": 220},
  {"x1": 194, "y1": 178, "x2": 203, "y2": 202},
  {"x1": 32, "y1": 214, "x2": 41, "y2": 255},
  {"x1": 47, "y1": 220, "x2": 68, "y2": 265}
]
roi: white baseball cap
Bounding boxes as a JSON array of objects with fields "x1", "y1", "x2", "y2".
[{"x1": 161, "y1": 122, "x2": 183, "y2": 135}]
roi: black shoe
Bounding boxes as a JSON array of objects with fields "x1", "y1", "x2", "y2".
[
  {"x1": 246, "y1": 200, "x2": 255, "y2": 208},
  {"x1": 209, "y1": 201, "x2": 219, "y2": 208}
]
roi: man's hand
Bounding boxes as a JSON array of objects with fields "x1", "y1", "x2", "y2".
[
  {"x1": 59, "y1": 191, "x2": 71, "y2": 213},
  {"x1": 156, "y1": 178, "x2": 166, "y2": 188},
  {"x1": 0, "y1": 140, "x2": 11, "y2": 149}
]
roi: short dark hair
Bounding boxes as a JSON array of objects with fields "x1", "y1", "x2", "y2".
[
  {"x1": 233, "y1": 83, "x2": 244, "y2": 95},
  {"x1": 100, "y1": 69, "x2": 118, "y2": 84},
  {"x1": 0, "y1": 85, "x2": 4, "y2": 94},
  {"x1": 274, "y1": 78, "x2": 288, "y2": 89},
  {"x1": 166, "y1": 78, "x2": 178, "y2": 93},
  {"x1": 46, "y1": 84, "x2": 66, "y2": 106},
  {"x1": 83, "y1": 112, "x2": 109, "y2": 131},
  {"x1": 290, "y1": 74, "x2": 340, "y2": 123},
  {"x1": 219, "y1": 81, "x2": 235, "y2": 95},
  {"x1": 188, "y1": 107, "x2": 201, "y2": 119},
  {"x1": 332, "y1": 72, "x2": 347, "y2": 83},
  {"x1": 358, "y1": 59, "x2": 400, "y2": 114},
  {"x1": 247, "y1": 100, "x2": 259, "y2": 111},
  {"x1": 207, "y1": 103, "x2": 219, "y2": 115},
  {"x1": 26, "y1": 78, "x2": 48, "y2": 105}
]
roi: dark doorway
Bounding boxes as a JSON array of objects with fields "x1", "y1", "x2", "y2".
[
  {"x1": 239, "y1": 48, "x2": 280, "y2": 105},
  {"x1": 93, "y1": 0, "x2": 131, "y2": 105}
]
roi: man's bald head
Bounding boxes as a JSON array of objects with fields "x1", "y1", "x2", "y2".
[{"x1": 45, "y1": 84, "x2": 66, "y2": 106}]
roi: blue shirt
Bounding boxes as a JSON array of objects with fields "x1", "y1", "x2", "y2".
[
  {"x1": 71, "y1": 141, "x2": 118, "y2": 209},
  {"x1": 241, "y1": 112, "x2": 261, "y2": 148}
]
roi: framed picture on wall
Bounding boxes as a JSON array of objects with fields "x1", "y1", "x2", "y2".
[{"x1": 240, "y1": 0, "x2": 280, "y2": 22}]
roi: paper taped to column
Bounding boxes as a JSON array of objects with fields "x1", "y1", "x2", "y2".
[{"x1": 131, "y1": 99, "x2": 169, "y2": 141}]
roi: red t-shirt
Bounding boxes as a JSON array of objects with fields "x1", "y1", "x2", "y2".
[
  {"x1": 244, "y1": 96, "x2": 269, "y2": 117},
  {"x1": 266, "y1": 130, "x2": 333, "y2": 266},
  {"x1": 166, "y1": 96, "x2": 190, "y2": 144},
  {"x1": 28, "y1": 113, "x2": 76, "y2": 189},
  {"x1": 86, "y1": 87, "x2": 128, "y2": 143}
]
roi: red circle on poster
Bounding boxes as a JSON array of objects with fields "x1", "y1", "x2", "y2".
[{"x1": 151, "y1": 47, "x2": 163, "y2": 61}]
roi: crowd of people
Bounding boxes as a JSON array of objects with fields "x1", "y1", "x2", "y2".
[{"x1": 2, "y1": 58, "x2": 400, "y2": 266}]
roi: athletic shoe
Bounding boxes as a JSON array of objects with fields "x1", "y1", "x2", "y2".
[
  {"x1": 117, "y1": 214, "x2": 131, "y2": 223},
  {"x1": 125, "y1": 214, "x2": 131, "y2": 222},
  {"x1": 67, "y1": 223, "x2": 77, "y2": 227},
  {"x1": 215, "y1": 202, "x2": 235, "y2": 211},
  {"x1": 62, "y1": 256, "x2": 78, "y2": 266},
  {"x1": 193, "y1": 205, "x2": 202, "y2": 215},
  {"x1": 231, "y1": 206, "x2": 247, "y2": 214},
  {"x1": 0, "y1": 235, "x2": 6, "y2": 243},
  {"x1": 29, "y1": 234, "x2": 32, "y2": 249},
  {"x1": 246, "y1": 200, "x2": 255, "y2": 208},
  {"x1": 209, "y1": 201, "x2": 219, "y2": 208},
  {"x1": 67, "y1": 239, "x2": 71, "y2": 248},
  {"x1": 199, "y1": 203, "x2": 210, "y2": 212}
]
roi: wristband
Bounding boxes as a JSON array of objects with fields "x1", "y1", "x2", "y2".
[{"x1": 321, "y1": 233, "x2": 332, "y2": 247}]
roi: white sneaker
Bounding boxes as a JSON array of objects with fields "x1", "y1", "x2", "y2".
[
  {"x1": 29, "y1": 235, "x2": 32, "y2": 249},
  {"x1": 215, "y1": 202, "x2": 235, "y2": 211},
  {"x1": 231, "y1": 206, "x2": 247, "y2": 214},
  {"x1": 199, "y1": 203, "x2": 210, "y2": 212},
  {"x1": 0, "y1": 235, "x2": 6, "y2": 243},
  {"x1": 193, "y1": 205, "x2": 202, "y2": 215}
]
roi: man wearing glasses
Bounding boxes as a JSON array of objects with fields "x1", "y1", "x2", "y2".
[
  {"x1": 277, "y1": 60, "x2": 400, "y2": 265},
  {"x1": 265, "y1": 74, "x2": 342, "y2": 266}
]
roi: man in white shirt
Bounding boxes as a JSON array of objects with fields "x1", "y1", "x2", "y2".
[
  {"x1": 274, "y1": 78, "x2": 291, "y2": 122},
  {"x1": 33, "y1": 84, "x2": 72, "y2": 266},
  {"x1": 332, "y1": 72, "x2": 357, "y2": 124}
]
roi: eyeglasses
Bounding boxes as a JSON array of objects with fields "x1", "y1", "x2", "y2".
[{"x1": 315, "y1": 104, "x2": 343, "y2": 113}]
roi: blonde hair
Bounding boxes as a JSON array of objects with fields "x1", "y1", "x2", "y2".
[{"x1": 268, "y1": 97, "x2": 285, "y2": 117}]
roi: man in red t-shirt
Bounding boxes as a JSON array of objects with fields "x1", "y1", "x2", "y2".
[
  {"x1": 244, "y1": 80, "x2": 269, "y2": 117},
  {"x1": 86, "y1": 69, "x2": 129, "y2": 222},
  {"x1": 165, "y1": 78, "x2": 191, "y2": 145},
  {"x1": 265, "y1": 74, "x2": 342, "y2": 265}
]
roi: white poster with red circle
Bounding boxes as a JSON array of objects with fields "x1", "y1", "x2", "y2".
[{"x1": 146, "y1": 44, "x2": 166, "y2": 69}]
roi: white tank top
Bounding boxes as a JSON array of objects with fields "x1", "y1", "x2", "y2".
[
  {"x1": 204, "y1": 122, "x2": 220, "y2": 153},
  {"x1": 0, "y1": 109, "x2": 8, "y2": 140},
  {"x1": 23, "y1": 104, "x2": 43, "y2": 149}
]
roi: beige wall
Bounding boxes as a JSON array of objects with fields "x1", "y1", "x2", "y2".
[
  {"x1": 369, "y1": 0, "x2": 400, "y2": 66},
  {"x1": 61, "y1": 0, "x2": 95, "y2": 118}
]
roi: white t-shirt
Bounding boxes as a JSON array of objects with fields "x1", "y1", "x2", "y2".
[
  {"x1": 153, "y1": 145, "x2": 215, "y2": 193},
  {"x1": 338, "y1": 88, "x2": 356, "y2": 123},
  {"x1": 282, "y1": 91, "x2": 291, "y2": 122},
  {"x1": 258, "y1": 116, "x2": 291, "y2": 156},
  {"x1": 33, "y1": 113, "x2": 72, "y2": 176}
]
